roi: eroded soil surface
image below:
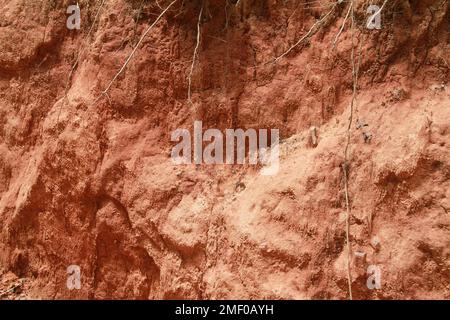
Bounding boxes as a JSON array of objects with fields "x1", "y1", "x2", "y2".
[{"x1": 0, "y1": 0, "x2": 449, "y2": 299}]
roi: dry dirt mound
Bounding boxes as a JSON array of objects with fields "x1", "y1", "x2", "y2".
[{"x1": 0, "y1": 0, "x2": 449, "y2": 299}]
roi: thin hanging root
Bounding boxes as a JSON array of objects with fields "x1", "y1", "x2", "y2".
[
  {"x1": 270, "y1": 4, "x2": 337, "y2": 64},
  {"x1": 0, "y1": 279, "x2": 23, "y2": 298},
  {"x1": 187, "y1": 4, "x2": 203, "y2": 107},
  {"x1": 155, "y1": 0, "x2": 163, "y2": 10},
  {"x1": 353, "y1": 34, "x2": 364, "y2": 116},
  {"x1": 440, "y1": 54, "x2": 450, "y2": 69},
  {"x1": 342, "y1": 160, "x2": 353, "y2": 300},
  {"x1": 342, "y1": 0, "x2": 359, "y2": 301},
  {"x1": 332, "y1": 2, "x2": 352, "y2": 47},
  {"x1": 69, "y1": 0, "x2": 107, "y2": 79},
  {"x1": 367, "y1": 0, "x2": 389, "y2": 27},
  {"x1": 114, "y1": 0, "x2": 146, "y2": 52},
  {"x1": 132, "y1": 0, "x2": 146, "y2": 45},
  {"x1": 57, "y1": 0, "x2": 106, "y2": 123},
  {"x1": 98, "y1": 0, "x2": 178, "y2": 100}
]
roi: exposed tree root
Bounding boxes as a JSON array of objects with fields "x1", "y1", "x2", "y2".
[
  {"x1": 438, "y1": 51, "x2": 450, "y2": 69},
  {"x1": 57, "y1": 0, "x2": 106, "y2": 124},
  {"x1": 367, "y1": 0, "x2": 389, "y2": 27},
  {"x1": 132, "y1": 0, "x2": 146, "y2": 46},
  {"x1": 332, "y1": 2, "x2": 352, "y2": 47},
  {"x1": 187, "y1": 4, "x2": 204, "y2": 108},
  {"x1": 269, "y1": 3, "x2": 337, "y2": 64},
  {"x1": 97, "y1": 0, "x2": 178, "y2": 102},
  {"x1": 114, "y1": 0, "x2": 146, "y2": 53},
  {"x1": 342, "y1": 0, "x2": 361, "y2": 301},
  {"x1": 0, "y1": 279, "x2": 24, "y2": 298}
]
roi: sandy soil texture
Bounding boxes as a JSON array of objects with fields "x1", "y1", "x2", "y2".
[{"x1": 0, "y1": 0, "x2": 449, "y2": 299}]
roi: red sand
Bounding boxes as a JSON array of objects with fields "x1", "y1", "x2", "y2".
[{"x1": 0, "y1": 0, "x2": 449, "y2": 299}]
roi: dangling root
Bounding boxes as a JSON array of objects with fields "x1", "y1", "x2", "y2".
[
  {"x1": 367, "y1": 0, "x2": 389, "y2": 27},
  {"x1": 98, "y1": 0, "x2": 178, "y2": 101},
  {"x1": 332, "y1": 2, "x2": 352, "y2": 47},
  {"x1": 269, "y1": 3, "x2": 337, "y2": 64},
  {"x1": 342, "y1": 0, "x2": 361, "y2": 301},
  {"x1": 57, "y1": 0, "x2": 106, "y2": 124},
  {"x1": 187, "y1": 4, "x2": 204, "y2": 107}
]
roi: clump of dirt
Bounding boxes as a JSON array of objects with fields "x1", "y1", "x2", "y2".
[{"x1": 0, "y1": 0, "x2": 449, "y2": 299}]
